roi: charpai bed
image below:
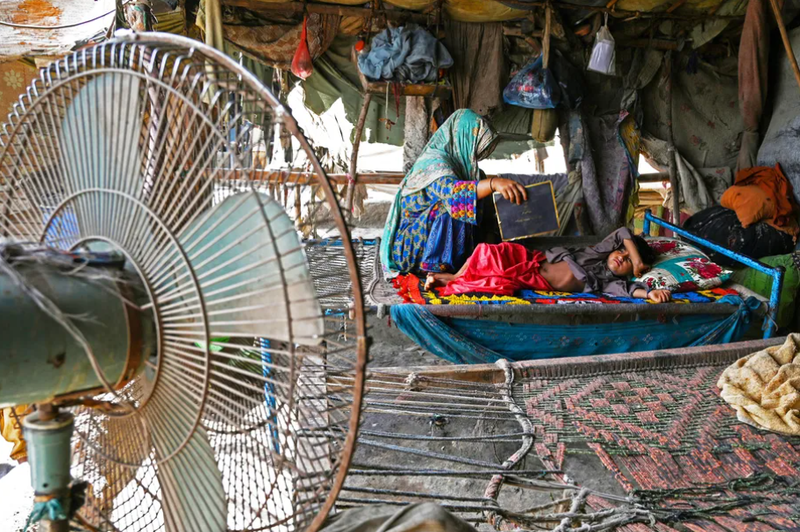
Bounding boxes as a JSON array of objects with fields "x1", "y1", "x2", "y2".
[{"x1": 358, "y1": 212, "x2": 787, "y2": 362}]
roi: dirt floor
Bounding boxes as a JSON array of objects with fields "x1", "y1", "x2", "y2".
[{"x1": 347, "y1": 310, "x2": 630, "y2": 529}]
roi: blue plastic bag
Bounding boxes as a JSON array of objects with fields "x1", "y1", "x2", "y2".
[{"x1": 503, "y1": 56, "x2": 560, "y2": 109}]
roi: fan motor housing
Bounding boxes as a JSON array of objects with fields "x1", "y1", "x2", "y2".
[{"x1": 0, "y1": 259, "x2": 155, "y2": 407}]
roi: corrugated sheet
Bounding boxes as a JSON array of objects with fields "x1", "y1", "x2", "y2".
[{"x1": 0, "y1": 0, "x2": 113, "y2": 62}]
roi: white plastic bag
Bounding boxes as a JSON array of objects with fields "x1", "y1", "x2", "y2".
[{"x1": 588, "y1": 16, "x2": 616, "y2": 75}]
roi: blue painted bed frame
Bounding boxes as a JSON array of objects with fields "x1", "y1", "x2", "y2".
[{"x1": 642, "y1": 210, "x2": 784, "y2": 339}]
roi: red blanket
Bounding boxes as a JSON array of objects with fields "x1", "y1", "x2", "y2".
[{"x1": 443, "y1": 242, "x2": 553, "y2": 296}]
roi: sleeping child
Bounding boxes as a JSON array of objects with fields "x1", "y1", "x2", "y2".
[{"x1": 425, "y1": 227, "x2": 673, "y2": 303}]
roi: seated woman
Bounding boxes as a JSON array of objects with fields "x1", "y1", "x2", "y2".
[
  {"x1": 426, "y1": 227, "x2": 673, "y2": 303},
  {"x1": 380, "y1": 109, "x2": 528, "y2": 275}
]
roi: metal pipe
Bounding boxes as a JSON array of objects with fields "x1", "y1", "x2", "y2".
[
  {"x1": 642, "y1": 212, "x2": 652, "y2": 236},
  {"x1": 22, "y1": 410, "x2": 74, "y2": 532},
  {"x1": 644, "y1": 210, "x2": 783, "y2": 338}
]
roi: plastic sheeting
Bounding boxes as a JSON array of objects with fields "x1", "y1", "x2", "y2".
[
  {"x1": 642, "y1": 54, "x2": 743, "y2": 170},
  {"x1": 218, "y1": 0, "x2": 743, "y2": 22},
  {"x1": 302, "y1": 36, "x2": 406, "y2": 146},
  {"x1": 391, "y1": 295, "x2": 760, "y2": 364}
]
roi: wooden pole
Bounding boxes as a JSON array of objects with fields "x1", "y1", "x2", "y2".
[
  {"x1": 767, "y1": 0, "x2": 800, "y2": 93},
  {"x1": 543, "y1": 4, "x2": 552, "y2": 68},
  {"x1": 665, "y1": 51, "x2": 681, "y2": 226},
  {"x1": 347, "y1": 93, "x2": 372, "y2": 213},
  {"x1": 225, "y1": 0, "x2": 432, "y2": 23}
]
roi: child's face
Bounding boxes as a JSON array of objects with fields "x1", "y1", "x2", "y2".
[{"x1": 607, "y1": 249, "x2": 636, "y2": 277}]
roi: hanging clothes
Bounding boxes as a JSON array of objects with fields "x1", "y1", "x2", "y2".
[
  {"x1": 380, "y1": 109, "x2": 499, "y2": 275},
  {"x1": 357, "y1": 25, "x2": 453, "y2": 83},
  {"x1": 737, "y1": 0, "x2": 771, "y2": 171},
  {"x1": 0, "y1": 406, "x2": 27, "y2": 463},
  {"x1": 197, "y1": 1, "x2": 340, "y2": 70},
  {"x1": 723, "y1": 164, "x2": 800, "y2": 235},
  {"x1": 444, "y1": 21, "x2": 505, "y2": 116},
  {"x1": 578, "y1": 112, "x2": 639, "y2": 235}
]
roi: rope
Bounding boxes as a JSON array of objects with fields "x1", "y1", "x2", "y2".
[
  {"x1": 483, "y1": 359, "x2": 536, "y2": 528},
  {"x1": 23, "y1": 498, "x2": 68, "y2": 532}
]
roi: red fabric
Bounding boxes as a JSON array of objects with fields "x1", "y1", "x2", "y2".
[
  {"x1": 730, "y1": 164, "x2": 800, "y2": 235},
  {"x1": 443, "y1": 242, "x2": 553, "y2": 296},
  {"x1": 392, "y1": 274, "x2": 426, "y2": 304},
  {"x1": 291, "y1": 16, "x2": 313, "y2": 80}
]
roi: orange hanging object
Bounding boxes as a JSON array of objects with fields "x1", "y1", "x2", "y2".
[
  {"x1": 355, "y1": 39, "x2": 366, "y2": 52},
  {"x1": 291, "y1": 15, "x2": 313, "y2": 80}
]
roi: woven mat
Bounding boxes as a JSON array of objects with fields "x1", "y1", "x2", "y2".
[
  {"x1": 385, "y1": 273, "x2": 741, "y2": 307},
  {"x1": 519, "y1": 347, "x2": 800, "y2": 531}
]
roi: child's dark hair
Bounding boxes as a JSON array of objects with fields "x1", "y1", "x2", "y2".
[{"x1": 631, "y1": 234, "x2": 656, "y2": 266}]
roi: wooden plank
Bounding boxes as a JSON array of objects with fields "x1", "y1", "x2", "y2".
[
  {"x1": 0, "y1": 0, "x2": 115, "y2": 62},
  {"x1": 225, "y1": 0, "x2": 433, "y2": 24}
]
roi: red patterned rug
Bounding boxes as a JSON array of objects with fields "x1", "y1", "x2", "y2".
[{"x1": 518, "y1": 344, "x2": 800, "y2": 531}]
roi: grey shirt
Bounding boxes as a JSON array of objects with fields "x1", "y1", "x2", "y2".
[{"x1": 545, "y1": 227, "x2": 649, "y2": 297}]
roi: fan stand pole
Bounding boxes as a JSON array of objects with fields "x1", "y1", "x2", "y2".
[{"x1": 22, "y1": 405, "x2": 75, "y2": 532}]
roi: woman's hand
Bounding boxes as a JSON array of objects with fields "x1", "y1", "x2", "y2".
[
  {"x1": 492, "y1": 178, "x2": 528, "y2": 205},
  {"x1": 647, "y1": 289, "x2": 672, "y2": 303}
]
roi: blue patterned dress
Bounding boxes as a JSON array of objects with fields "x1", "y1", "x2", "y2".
[
  {"x1": 391, "y1": 178, "x2": 477, "y2": 273},
  {"x1": 381, "y1": 109, "x2": 499, "y2": 275}
]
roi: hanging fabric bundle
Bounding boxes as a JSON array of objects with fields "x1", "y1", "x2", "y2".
[
  {"x1": 588, "y1": 14, "x2": 616, "y2": 75},
  {"x1": 291, "y1": 15, "x2": 314, "y2": 80}
]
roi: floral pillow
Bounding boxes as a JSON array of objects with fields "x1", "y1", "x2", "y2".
[{"x1": 635, "y1": 238, "x2": 733, "y2": 293}]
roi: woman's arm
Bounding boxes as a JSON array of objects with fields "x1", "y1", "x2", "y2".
[{"x1": 477, "y1": 177, "x2": 528, "y2": 204}]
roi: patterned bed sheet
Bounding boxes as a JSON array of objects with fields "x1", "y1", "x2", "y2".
[{"x1": 391, "y1": 273, "x2": 740, "y2": 306}]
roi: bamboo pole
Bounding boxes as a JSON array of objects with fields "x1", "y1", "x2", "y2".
[
  {"x1": 543, "y1": 4, "x2": 552, "y2": 68},
  {"x1": 767, "y1": 0, "x2": 800, "y2": 93},
  {"x1": 347, "y1": 92, "x2": 373, "y2": 213}
]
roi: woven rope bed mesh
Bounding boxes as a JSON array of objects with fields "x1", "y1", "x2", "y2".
[
  {"x1": 0, "y1": 33, "x2": 367, "y2": 532},
  {"x1": 342, "y1": 341, "x2": 800, "y2": 531}
]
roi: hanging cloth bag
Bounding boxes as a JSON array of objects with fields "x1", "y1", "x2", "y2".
[
  {"x1": 587, "y1": 14, "x2": 616, "y2": 75},
  {"x1": 291, "y1": 15, "x2": 314, "y2": 80}
]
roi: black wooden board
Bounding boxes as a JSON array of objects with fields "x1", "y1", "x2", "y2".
[{"x1": 493, "y1": 181, "x2": 560, "y2": 241}]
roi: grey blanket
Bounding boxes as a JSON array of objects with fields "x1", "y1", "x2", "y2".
[
  {"x1": 321, "y1": 504, "x2": 477, "y2": 532},
  {"x1": 357, "y1": 25, "x2": 453, "y2": 83}
]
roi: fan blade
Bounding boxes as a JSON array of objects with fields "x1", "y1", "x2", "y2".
[
  {"x1": 176, "y1": 191, "x2": 324, "y2": 346},
  {"x1": 154, "y1": 425, "x2": 227, "y2": 531},
  {"x1": 60, "y1": 73, "x2": 143, "y2": 196}
]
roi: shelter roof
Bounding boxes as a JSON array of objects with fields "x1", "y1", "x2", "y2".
[{"x1": 225, "y1": 0, "x2": 746, "y2": 23}]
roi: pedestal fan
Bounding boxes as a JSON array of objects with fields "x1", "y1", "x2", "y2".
[{"x1": 0, "y1": 32, "x2": 367, "y2": 532}]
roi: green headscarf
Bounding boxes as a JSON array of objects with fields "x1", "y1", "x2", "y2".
[{"x1": 380, "y1": 109, "x2": 498, "y2": 275}]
